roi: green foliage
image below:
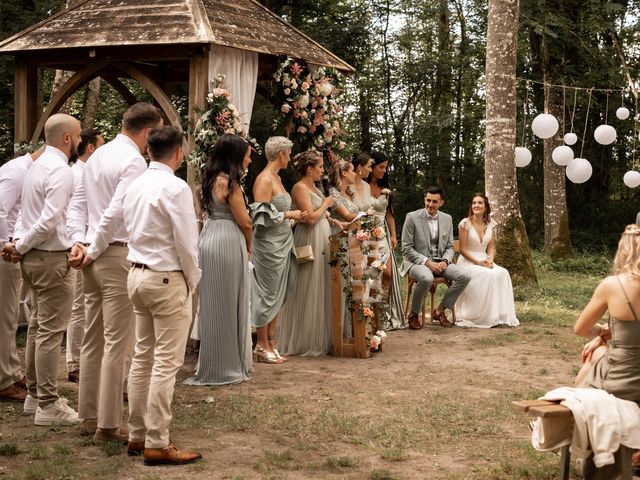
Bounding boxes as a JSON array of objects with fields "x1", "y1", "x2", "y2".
[{"x1": 0, "y1": 442, "x2": 19, "y2": 456}]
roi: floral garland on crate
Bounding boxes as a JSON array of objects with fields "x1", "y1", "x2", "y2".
[
  {"x1": 188, "y1": 74, "x2": 261, "y2": 177},
  {"x1": 331, "y1": 214, "x2": 389, "y2": 352},
  {"x1": 272, "y1": 57, "x2": 347, "y2": 152}
]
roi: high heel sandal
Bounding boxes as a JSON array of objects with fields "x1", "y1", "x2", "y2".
[
  {"x1": 253, "y1": 345, "x2": 282, "y2": 364},
  {"x1": 268, "y1": 336, "x2": 287, "y2": 362}
]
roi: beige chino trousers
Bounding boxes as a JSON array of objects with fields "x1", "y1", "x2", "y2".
[
  {"x1": 127, "y1": 268, "x2": 192, "y2": 449},
  {"x1": 79, "y1": 245, "x2": 134, "y2": 429},
  {"x1": 66, "y1": 270, "x2": 84, "y2": 372},
  {"x1": 0, "y1": 260, "x2": 24, "y2": 390},
  {"x1": 20, "y1": 250, "x2": 74, "y2": 405}
]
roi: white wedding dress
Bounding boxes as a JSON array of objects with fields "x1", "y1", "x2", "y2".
[{"x1": 454, "y1": 218, "x2": 519, "y2": 328}]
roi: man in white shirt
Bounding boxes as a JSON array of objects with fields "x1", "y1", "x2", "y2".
[
  {"x1": 123, "y1": 126, "x2": 201, "y2": 465},
  {"x1": 77, "y1": 102, "x2": 162, "y2": 442},
  {"x1": 65, "y1": 129, "x2": 104, "y2": 383},
  {"x1": 0, "y1": 145, "x2": 44, "y2": 402},
  {"x1": 2, "y1": 113, "x2": 82, "y2": 425}
]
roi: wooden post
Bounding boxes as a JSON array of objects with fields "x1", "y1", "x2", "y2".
[
  {"x1": 330, "y1": 235, "x2": 344, "y2": 357},
  {"x1": 14, "y1": 60, "x2": 38, "y2": 147},
  {"x1": 187, "y1": 48, "x2": 210, "y2": 192}
]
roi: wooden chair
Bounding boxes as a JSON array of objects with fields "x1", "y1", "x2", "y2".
[
  {"x1": 404, "y1": 240, "x2": 459, "y2": 326},
  {"x1": 512, "y1": 399, "x2": 633, "y2": 480}
]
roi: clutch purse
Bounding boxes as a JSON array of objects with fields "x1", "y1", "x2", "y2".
[{"x1": 295, "y1": 245, "x2": 314, "y2": 264}]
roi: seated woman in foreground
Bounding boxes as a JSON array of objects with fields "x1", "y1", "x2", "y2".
[
  {"x1": 454, "y1": 193, "x2": 519, "y2": 328},
  {"x1": 575, "y1": 224, "x2": 640, "y2": 403}
]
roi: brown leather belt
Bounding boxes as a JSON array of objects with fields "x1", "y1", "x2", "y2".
[{"x1": 109, "y1": 241, "x2": 128, "y2": 247}]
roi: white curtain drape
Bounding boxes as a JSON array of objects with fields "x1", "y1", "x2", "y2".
[{"x1": 208, "y1": 45, "x2": 258, "y2": 134}]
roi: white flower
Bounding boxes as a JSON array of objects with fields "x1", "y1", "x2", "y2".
[
  {"x1": 281, "y1": 104, "x2": 291, "y2": 113},
  {"x1": 296, "y1": 94, "x2": 310, "y2": 109},
  {"x1": 317, "y1": 82, "x2": 333, "y2": 97}
]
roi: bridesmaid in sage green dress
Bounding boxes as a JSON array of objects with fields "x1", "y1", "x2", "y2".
[
  {"x1": 250, "y1": 137, "x2": 307, "y2": 364},
  {"x1": 368, "y1": 151, "x2": 407, "y2": 330},
  {"x1": 278, "y1": 151, "x2": 340, "y2": 356}
]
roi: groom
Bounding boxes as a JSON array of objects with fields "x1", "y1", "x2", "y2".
[{"x1": 400, "y1": 186, "x2": 471, "y2": 329}]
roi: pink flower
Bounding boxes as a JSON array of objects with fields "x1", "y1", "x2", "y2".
[
  {"x1": 281, "y1": 104, "x2": 291, "y2": 113},
  {"x1": 373, "y1": 227, "x2": 385, "y2": 239},
  {"x1": 215, "y1": 111, "x2": 230, "y2": 125},
  {"x1": 284, "y1": 88, "x2": 291, "y2": 95},
  {"x1": 362, "y1": 306, "x2": 374, "y2": 317},
  {"x1": 291, "y1": 62, "x2": 304, "y2": 76},
  {"x1": 297, "y1": 126, "x2": 307, "y2": 134},
  {"x1": 313, "y1": 109, "x2": 325, "y2": 127},
  {"x1": 355, "y1": 230, "x2": 369, "y2": 241},
  {"x1": 212, "y1": 87, "x2": 229, "y2": 97},
  {"x1": 301, "y1": 81, "x2": 310, "y2": 91},
  {"x1": 338, "y1": 141, "x2": 346, "y2": 150},
  {"x1": 312, "y1": 100, "x2": 318, "y2": 108},
  {"x1": 370, "y1": 335, "x2": 380, "y2": 349}
]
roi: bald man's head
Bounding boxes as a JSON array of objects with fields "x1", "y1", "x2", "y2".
[{"x1": 44, "y1": 113, "x2": 82, "y2": 161}]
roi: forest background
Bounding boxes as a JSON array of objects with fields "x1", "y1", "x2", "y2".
[{"x1": 1, "y1": 0, "x2": 639, "y2": 255}]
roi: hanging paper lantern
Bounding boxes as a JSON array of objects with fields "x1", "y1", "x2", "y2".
[
  {"x1": 564, "y1": 132, "x2": 578, "y2": 145},
  {"x1": 623, "y1": 170, "x2": 640, "y2": 188},
  {"x1": 531, "y1": 113, "x2": 559, "y2": 139},
  {"x1": 552, "y1": 145, "x2": 574, "y2": 166},
  {"x1": 616, "y1": 107, "x2": 630, "y2": 120},
  {"x1": 566, "y1": 158, "x2": 592, "y2": 184},
  {"x1": 514, "y1": 147, "x2": 532, "y2": 167},
  {"x1": 593, "y1": 125, "x2": 617, "y2": 145}
]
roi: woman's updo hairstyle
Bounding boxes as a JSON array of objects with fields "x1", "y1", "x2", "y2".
[{"x1": 292, "y1": 150, "x2": 322, "y2": 178}]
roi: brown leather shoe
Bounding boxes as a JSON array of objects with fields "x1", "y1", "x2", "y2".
[
  {"x1": 14, "y1": 377, "x2": 27, "y2": 390},
  {"x1": 435, "y1": 310, "x2": 453, "y2": 328},
  {"x1": 0, "y1": 383, "x2": 27, "y2": 402},
  {"x1": 407, "y1": 311, "x2": 422, "y2": 330},
  {"x1": 80, "y1": 418, "x2": 97, "y2": 436},
  {"x1": 144, "y1": 444, "x2": 202, "y2": 466},
  {"x1": 94, "y1": 426, "x2": 129, "y2": 444},
  {"x1": 127, "y1": 440, "x2": 145, "y2": 456},
  {"x1": 68, "y1": 370, "x2": 79, "y2": 383}
]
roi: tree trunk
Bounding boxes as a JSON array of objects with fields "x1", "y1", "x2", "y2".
[
  {"x1": 484, "y1": 0, "x2": 537, "y2": 284},
  {"x1": 543, "y1": 82, "x2": 573, "y2": 258},
  {"x1": 81, "y1": 77, "x2": 102, "y2": 129}
]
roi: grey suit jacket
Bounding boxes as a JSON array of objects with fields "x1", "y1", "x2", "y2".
[{"x1": 400, "y1": 209, "x2": 454, "y2": 276}]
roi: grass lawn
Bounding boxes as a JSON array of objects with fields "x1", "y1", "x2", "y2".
[{"x1": 0, "y1": 252, "x2": 615, "y2": 479}]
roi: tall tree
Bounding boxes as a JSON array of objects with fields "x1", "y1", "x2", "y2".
[{"x1": 485, "y1": 0, "x2": 536, "y2": 283}]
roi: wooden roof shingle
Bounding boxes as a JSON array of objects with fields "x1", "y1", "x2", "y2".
[{"x1": 0, "y1": 0, "x2": 354, "y2": 72}]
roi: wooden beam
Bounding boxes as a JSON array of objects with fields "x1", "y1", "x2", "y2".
[
  {"x1": 14, "y1": 61, "x2": 38, "y2": 145},
  {"x1": 102, "y1": 75, "x2": 138, "y2": 106},
  {"x1": 187, "y1": 50, "x2": 209, "y2": 190}
]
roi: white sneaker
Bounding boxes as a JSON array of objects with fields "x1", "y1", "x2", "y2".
[
  {"x1": 23, "y1": 394, "x2": 38, "y2": 415},
  {"x1": 34, "y1": 398, "x2": 80, "y2": 426}
]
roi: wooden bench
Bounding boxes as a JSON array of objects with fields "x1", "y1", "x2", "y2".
[
  {"x1": 512, "y1": 399, "x2": 633, "y2": 480},
  {"x1": 404, "y1": 240, "x2": 459, "y2": 326}
]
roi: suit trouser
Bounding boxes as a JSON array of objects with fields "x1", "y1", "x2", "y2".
[
  {"x1": 66, "y1": 270, "x2": 84, "y2": 372},
  {"x1": 127, "y1": 268, "x2": 192, "y2": 449},
  {"x1": 0, "y1": 261, "x2": 24, "y2": 390},
  {"x1": 78, "y1": 245, "x2": 134, "y2": 429},
  {"x1": 408, "y1": 263, "x2": 471, "y2": 314},
  {"x1": 21, "y1": 250, "x2": 74, "y2": 405}
]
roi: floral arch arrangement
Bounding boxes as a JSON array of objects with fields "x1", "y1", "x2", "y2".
[{"x1": 271, "y1": 57, "x2": 347, "y2": 152}]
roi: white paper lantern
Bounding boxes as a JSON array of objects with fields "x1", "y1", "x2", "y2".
[
  {"x1": 593, "y1": 125, "x2": 617, "y2": 145},
  {"x1": 616, "y1": 107, "x2": 630, "y2": 120},
  {"x1": 564, "y1": 132, "x2": 578, "y2": 145},
  {"x1": 623, "y1": 170, "x2": 640, "y2": 188},
  {"x1": 531, "y1": 113, "x2": 559, "y2": 139},
  {"x1": 514, "y1": 147, "x2": 532, "y2": 167},
  {"x1": 566, "y1": 158, "x2": 592, "y2": 184},
  {"x1": 552, "y1": 145, "x2": 574, "y2": 166}
]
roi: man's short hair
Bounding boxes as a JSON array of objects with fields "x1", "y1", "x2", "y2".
[
  {"x1": 147, "y1": 126, "x2": 183, "y2": 161},
  {"x1": 77, "y1": 128, "x2": 101, "y2": 157},
  {"x1": 424, "y1": 186, "x2": 444, "y2": 199},
  {"x1": 123, "y1": 102, "x2": 163, "y2": 134}
]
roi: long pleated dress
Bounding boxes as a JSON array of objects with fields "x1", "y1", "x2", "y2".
[
  {"x1": 278, "y1": 188, "x2": 332, "y2": 356},
  {"x1": 370, "y1": 192, "x2": 407, "y2": 330},
  {"x1": 185, "y1": 195, "x2": 252, "y2": 386},
  {"x1": 250, "y1": 193, "x2": 297, "y2": 328}
]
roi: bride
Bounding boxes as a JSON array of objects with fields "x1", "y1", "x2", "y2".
[{"x1": 454, "y1": 193, "x2": 518, "y2": 328}]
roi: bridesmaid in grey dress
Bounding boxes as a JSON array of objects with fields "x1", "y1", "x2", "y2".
[
  {"x1": 251, "y1": 137, "x2": 307, "y2": 364},
  {"x1": 278, "y1": 151, "x2": 339, "y2": 356},
  {"x1": 368, "y1": 151, "x2": 407, "y2": 330},
  {"x1": 185, "y1": 134, "x2": 253, "y2": 386},
  {"x1": 351, "y1": 152, "x2": 374, "y2": 212},
  {"x1": 328, "y1": 159, "x2": 359, "y2": 337}
]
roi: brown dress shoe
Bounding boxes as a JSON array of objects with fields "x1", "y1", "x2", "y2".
[
  {"x1": 94, "y1": 426, "x2": 129, "y2": 444},
  {"x1": 407, "y1": 311, "x2": 422, "y2": 330},
  {"x1": 14, "y1": 377, "x2": 27, "y2": 390},
  {"x1": 67, "y1": 370, "x2": 79, "y2": 383},
  {"x1": 144, "y1": 444, "x2": 202, "y2": 466},
  {"x1": 0, "y1": 383, "x2": 27, "y2": 402},
  {"x1": 127, "y1": 440, "x2": 145, "y2": 456},
  {"x1": 435, "y1": 310, "x2": 453, "y2": 328},
  {"x1": 80, "y1": 418, "x2": 97, "y2": 436}
]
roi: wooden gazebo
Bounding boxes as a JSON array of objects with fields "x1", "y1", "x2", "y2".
[{"x1": 0, "y1": 0, "x2": 354, "y2": 182}]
